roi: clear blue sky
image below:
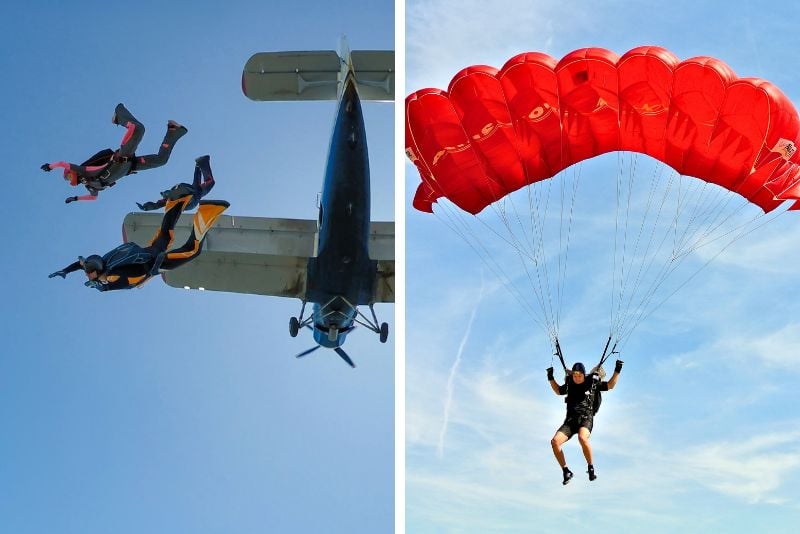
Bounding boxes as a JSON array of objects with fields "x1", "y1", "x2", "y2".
[
  {"x1": 0, "y1": 1, "x2": 394, "y2": 533},
  {"x1": 406, "y1": 1, "x2": 800, "y2": 533}
]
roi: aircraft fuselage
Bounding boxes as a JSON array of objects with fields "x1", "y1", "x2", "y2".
[{"x1": 306, "y1": 73, "x2": 377, "y2": 348}]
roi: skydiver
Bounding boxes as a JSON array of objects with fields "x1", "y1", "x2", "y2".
[
  {"x1": 40, "y1": 103, "x2": 188, "y2": 204},
  {"x1": 136, "y1": 155, "x2": 215, "y2": 211},
  {"x1": 547, "y1": 359, "x2": 623, "y2": 485},
  {"x1": 48, "y1": 194, "x2": 229, "y2": 291}
]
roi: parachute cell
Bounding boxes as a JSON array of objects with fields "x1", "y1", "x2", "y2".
[{"x1": 406, "y1": 46, "x2": 800, "y2": 214}]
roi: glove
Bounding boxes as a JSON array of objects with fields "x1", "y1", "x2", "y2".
[
  {"x1": 41, "y1": 163, "x2": 52, "y2": 172},
  {"x1": 546, "y1": 367, "x2": 554, "y2": 381},
  {"x1": 49, "y1": 270, "x2": 66, "y2": 279},
  {"x1": 137, "y1": 201, "x2": 159, "y2": 211},
  {"x1": 84, "y1": 280, "x2": 105, "y2": 290},
  {"x1": 65, "y1": 196, "x2": 78, "y2": 204},
  {"x1": 615, "y1": 359, "x2": 624, "y2": 373}
]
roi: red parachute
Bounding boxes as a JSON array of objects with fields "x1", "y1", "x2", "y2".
[{"x1": 406, "y1": 46, "x2": 800, "y2": 215}]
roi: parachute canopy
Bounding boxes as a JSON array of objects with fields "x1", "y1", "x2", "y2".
[{"x1": 406, "y1": 46, "x2": 800, "y2": 215}]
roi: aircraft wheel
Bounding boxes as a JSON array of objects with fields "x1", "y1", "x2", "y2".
[
  {"x1": 379, "y1": 322, "x2": 389, "y2": 343},
  {"x1": 328, "y1": 326, "x2": 338, "y2": 342},
  {"x1": 289, "y1": 317, "x2": 299, "y2": 338}
]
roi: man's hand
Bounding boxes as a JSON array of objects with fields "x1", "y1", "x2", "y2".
[
  {"x1": 137, "y1": 201, "x2": 159, "y2": 211},
  {"x1": 546, "y1": 367, "x2": 554, "y2": 381},
  {"x1": 65, "y1": 196, "x2": 78, "y2": 204},
  {"x1": 84, "y1": 280, "x2": 104, "y2": 290},
  {"x1": 615, "y1": 359, "x2": 624, "y2": 373},
  {"x1": 48, "y1": 270, "x2": 66, "y2": 279},
  {"x1": 41, "y1": 163, "x2": 52, "y2": 172}
]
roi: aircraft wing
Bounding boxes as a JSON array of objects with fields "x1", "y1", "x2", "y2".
[
  {"x1": 368, "y1": 221, "x2": 395, "y2": 303},
  {"x1": 122, "y1": 214, "x2": 395, "y2": 302},
  {"x1": 242, "y1": 50, "x2": 394, "y2": 101}
]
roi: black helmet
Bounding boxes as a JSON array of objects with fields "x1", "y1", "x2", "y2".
[
  {"x1": 571, "y1": 362, "x2": 586, "y2": 375},
  {"x1": 81, "y1": 255, "x2": 105, "y2": 274}
]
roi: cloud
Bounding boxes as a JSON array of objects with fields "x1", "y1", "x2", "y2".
[
  {"x1": 406, "y1": 0, "x2": 572, "y2": 90},
  {"x1": 667, "y1": 432, "x2": 800, "y2": 504},
  {"x1": 437, "y1": 275, "x2": 484, "y2": 457},
  {"x1": 407, "y1": 306, "x2": 800, "y2": 529}
]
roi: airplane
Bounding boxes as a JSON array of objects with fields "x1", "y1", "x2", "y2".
[{"x1": 122, "y1": 39, "x2": 394, "y2": 368}]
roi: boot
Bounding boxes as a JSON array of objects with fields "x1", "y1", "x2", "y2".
[
  {"x1": 562, "y1": 467, "x2": 573, "y2": 486},
  {"x1": 193, "y1": 200, "x2": 230, "y2": 241},
  {"x1": 167, "y1": 119, "x2": 188, "y2": 137}
]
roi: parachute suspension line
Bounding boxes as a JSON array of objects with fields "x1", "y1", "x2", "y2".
[
  {"x1": 611, "y1": 162, "x2": 716, "y2": 345},
  {"x1": 496, "y1": 181, "x2": 558, "y2": 335},
  {"x1": 485, "y1": 193, "x2": 557, "y2": 338},
  {"x1": 531, "y1": 173, "x2": 559, "y2": 335},
  {"x1": 609, "y1": 155, "x2": 673, "y2": 340},
  {"x1": 610, "y1": 152, "x2": 624, "y2": 338},
  {"x1": 673, "y1": 177, "x2": 737, "y2": 257},
  {"x1": 615, "y1": 178, "x2": 773, "y2": 345},
  {"x1": 555, "y1": 165, "x2": 582, "y2": 335},
  {"x1": 610, "y1": 151, "x2": 639, "y2": 342},
  {"x1": 615, "y1": 207, "x2": 783, "y2": 350},
  {"x1": 671, "y1": 185, "x2": 761, "y2": 261},
  {"x1": 434, "y1": 201, "x2": 552, "y2": 337}
]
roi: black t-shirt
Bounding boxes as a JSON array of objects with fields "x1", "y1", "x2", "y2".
[{"x1": 558, "y1": 375, "x2": 609, "y2": 416}]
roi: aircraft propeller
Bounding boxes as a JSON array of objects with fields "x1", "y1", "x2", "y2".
[{"x1": 294, "y1": 325, "x2": 357, "y2": 368}]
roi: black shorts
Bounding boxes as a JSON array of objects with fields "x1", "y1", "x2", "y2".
[{"x1": 557, "y1": 414, "x2": 593, "y2": 439}]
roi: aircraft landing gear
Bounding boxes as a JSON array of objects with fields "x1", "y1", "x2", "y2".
[
  {"x1": 379, "y1": 322, "x2": 389, "y2": 343},
  {"x1": 328, "y1": 325, "x2": 338, "y2": 342},
  {"x1": 290, "y1": 301, "x2": 311, "y2": 338},
  {"x1": 349, "y1": 302, "x2": 390, "y2": 343}
]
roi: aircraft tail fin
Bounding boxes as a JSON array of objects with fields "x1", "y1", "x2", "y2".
[{"x1": 242, "y1": 50, "x2": 394, "y2": 102}]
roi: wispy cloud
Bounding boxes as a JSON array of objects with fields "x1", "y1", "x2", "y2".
[
  {"x1": 437, "y1": 273, "x2": 485, "y2": 458},
  {"x1": 407, "y1": 280, "x2": 800, "y2": 530},
  {"x1": 406, "y1": 0, "x2": 575, "y2": 90}
]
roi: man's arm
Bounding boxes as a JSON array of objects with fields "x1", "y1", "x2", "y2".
[
  {"x1": 66, "y1": 193, "x2": 99, "y2": 204},
  {"x1": 606, "y1": 360, "x2": 623, "y2": 390},
  {"x1": 546, "y1": 367, "x2": 564, "y2": 395},
  {"x1": 49, "y1": 259, "x2": 82, "y2": 279}
]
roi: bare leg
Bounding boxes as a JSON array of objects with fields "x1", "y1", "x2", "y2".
[
  {"x1": 577, "y1": 427, "x2": 593, "y2": 465},
  {"x1": 551, "y1": 431, "x2": 569, "y2": 468}
]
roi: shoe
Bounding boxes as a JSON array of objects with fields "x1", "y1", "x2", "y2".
[
  {"x1": 112, "y1": 103, "x2": 125, "y2": 124},
  {"x1": 167, "y1": 120, "x2": 188, "y2": 135},
  {"x1": 562, "y1": 468, "x2": 573, "y2": 485},
  {"x1": 587, "y1": 465, "x2": 597, "y2": 481},
  {"x1": 195, "y1": 154, "x2": 210, "y2": 166},
  {"x1": 193, "y1": 200, "x2": 230, "y2": 240}
]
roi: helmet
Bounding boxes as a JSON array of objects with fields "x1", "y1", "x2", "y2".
[
  {"x1": 81, "y1": 255, "x2": 105, "y2": 274},
  {"x1": 571, "y1": 362, "x2": 586, "y2": 375}
]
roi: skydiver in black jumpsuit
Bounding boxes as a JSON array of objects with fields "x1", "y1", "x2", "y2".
[
  {"x1": 136, "y1": 155, "x2": 215, "y2": 211},
  {"x1": 49, "y1": 195, "x2": 230, "y2": 291}
]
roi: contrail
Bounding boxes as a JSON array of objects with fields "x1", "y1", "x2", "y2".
[{"x1": 437, "y1": 273, "x2": 485, "y2": 458}]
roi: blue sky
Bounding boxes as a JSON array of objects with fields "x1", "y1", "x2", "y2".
[
  {"x1": 406, "y1": 1, "x2": 800, "y2": 532},
  {"x1": 0, "y1": 1, "x2": 394, "y2": 533}
]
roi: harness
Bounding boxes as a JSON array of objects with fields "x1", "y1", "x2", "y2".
[
  {"x1": 78, "y1": 149, "x2": 138, "y2": 191},
  {"x1": 554, "y1": 336, "x2": 619, "y2": 415}
]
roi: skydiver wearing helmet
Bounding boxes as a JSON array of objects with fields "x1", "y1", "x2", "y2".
[
  {"x1": 48, "y1": 194, "x2": 229, "y2": 291},
  {"x1": 135, "y1": 155, "x2": 215, "y2": 211},
  {"x1": 40, "y1": 103, "x2": 188, "y2": 204},
  {"x1": 547, "y1": 359, "x2": 623, "y2": 485}
]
